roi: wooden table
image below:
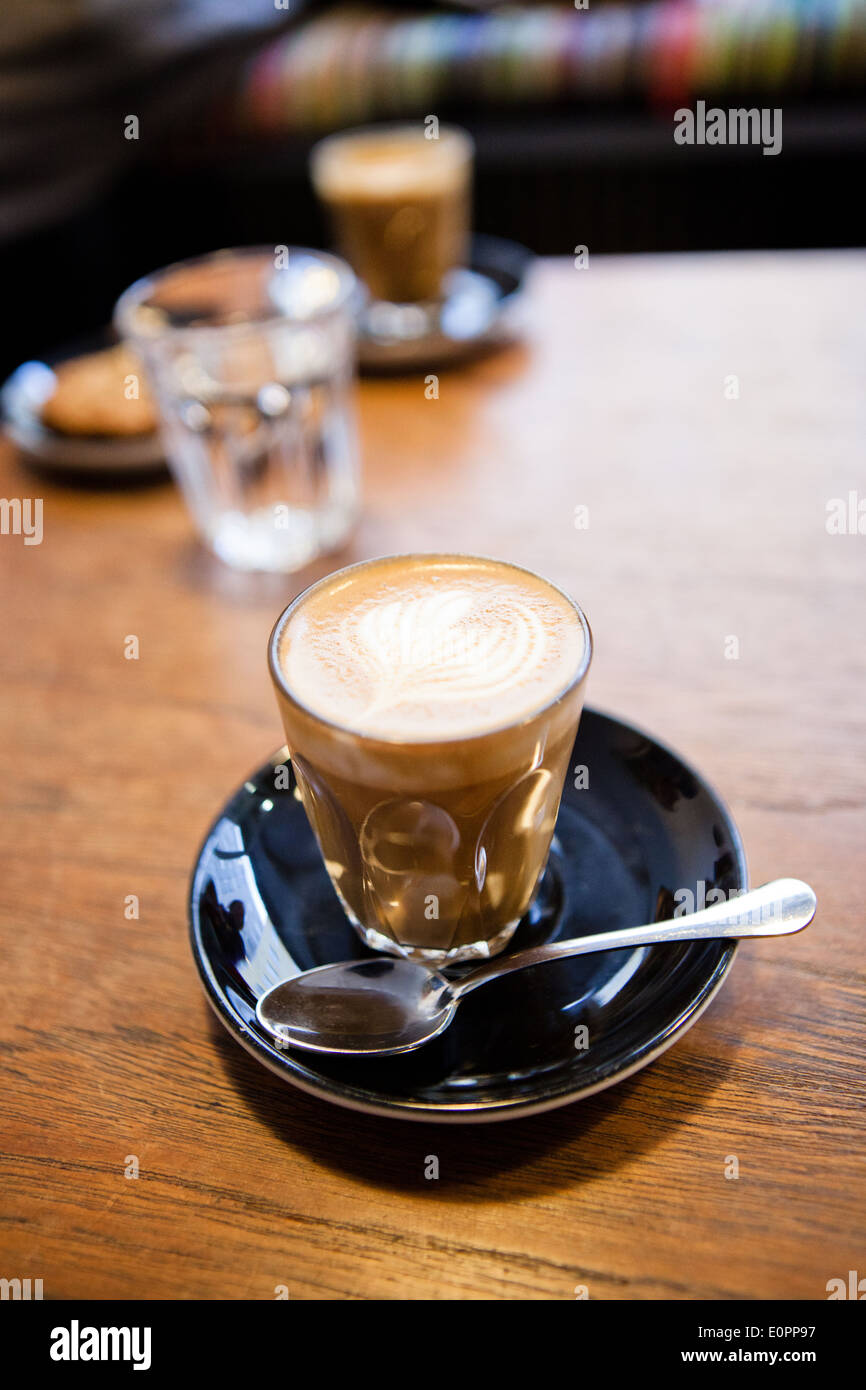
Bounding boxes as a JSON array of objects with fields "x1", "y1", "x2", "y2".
[{"x1": 2, "y1": 253, "x2": 864, "y2": 1301}]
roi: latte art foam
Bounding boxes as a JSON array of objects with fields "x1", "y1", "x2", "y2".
[{"x1": 278, "y1": 556, "x2": 586, "y2": 740}]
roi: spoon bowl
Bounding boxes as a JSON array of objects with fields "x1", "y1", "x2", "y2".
[{"x1": 259, "y1": 957, "x2": 459, "y2": 1056}]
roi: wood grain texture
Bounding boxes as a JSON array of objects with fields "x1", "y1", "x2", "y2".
[{"x1": 1, "y1": 252, "x2": 864, "y2": 1300}]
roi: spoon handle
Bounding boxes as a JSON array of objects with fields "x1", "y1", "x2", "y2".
[{"x1": 450, "y1": 878, "x2": 816, "y2": 1001}]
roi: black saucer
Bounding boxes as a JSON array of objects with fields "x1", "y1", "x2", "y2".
[{"x1": 189, "y1": 708, "x2": 747, "y2": 1123}]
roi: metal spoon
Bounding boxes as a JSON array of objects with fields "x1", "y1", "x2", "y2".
[{"x1": 256, "y1": 878, "x2": 816, "y2": 1057}]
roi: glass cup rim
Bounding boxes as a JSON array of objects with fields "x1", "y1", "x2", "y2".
[
  {"x1": 310, "y1": 121, "x2": 475, "y2": 178},
  {"x1": 268, "y1": 551, "x2": 593, "y2": 748},
  {"x1": 113, "y1": 244, "x2": 359, "y2": 343}
]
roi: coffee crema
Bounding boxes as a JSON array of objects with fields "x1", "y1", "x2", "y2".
[
  {"x1": 277, "y1": 555, "x2": 585, "y2": 740},
  {"x1": 311, "y1": 127, "x2": 471, "y2": 202}
]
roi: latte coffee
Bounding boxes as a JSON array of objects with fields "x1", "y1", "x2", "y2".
[
  {"x1": 310, "y1": 125, "x2": 473, "y2": 305},
  {"x1": 269, "y1": 555, "x2": 592, "y2": 962}
]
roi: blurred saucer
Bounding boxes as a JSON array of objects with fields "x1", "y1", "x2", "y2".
[
  {"x1": 357, "y1": 234, "x2": 531, "y2": 373},
  {"x1": 189, "y1": 707, "x2": 747, "y2": 1123},
  {"x1": 1, "y1": 333, "x2": 165, "y2": 478}
]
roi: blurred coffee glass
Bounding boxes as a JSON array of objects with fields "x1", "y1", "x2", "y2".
[{"x1": 310, "y1": 124, "x2": 473, "y2": 314}]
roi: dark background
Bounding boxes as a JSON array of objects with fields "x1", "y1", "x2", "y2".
[{"x1": 2, "y1": 0, "x2": 864, "y2": 379}]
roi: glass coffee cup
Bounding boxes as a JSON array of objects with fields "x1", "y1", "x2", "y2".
[
  {"x1": 269, "y1": 553, "x2": 592, "y2": 963},
  {"x1": 310, "y1": 124, "x2": 473, "y2": 323}
]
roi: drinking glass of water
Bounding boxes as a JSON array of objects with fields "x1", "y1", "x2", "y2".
[{"x1": 114, "y1": 247, "x2": 361, "y2": 572}]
